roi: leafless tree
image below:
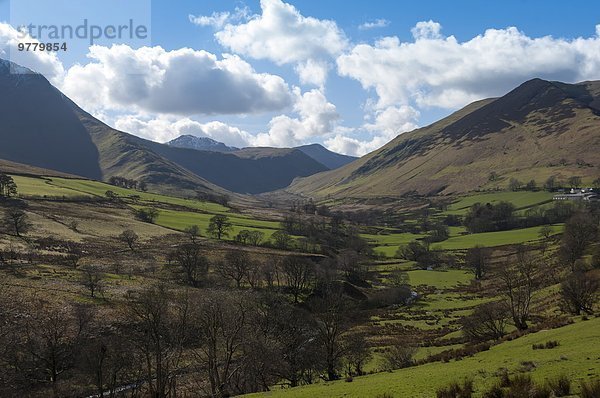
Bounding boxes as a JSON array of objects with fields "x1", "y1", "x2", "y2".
[
  {"x1": 191, "y1": 290, "x2": 250, "y2": 397},
  {"x1": 216, "y1": 251, "x2": 251, "y2": 288},
  {"x1": 310, "y1": 286, "x2": 350, "y2": 381},
  {"x1": 184, "y1": 225, "x2": 201, "y2": 243},
  {"x1": 560, "y1": 272, "x2": 598, "y2": 315},
  {"x1": 342, "y1": 332, "x2": 372, "y2": 376},
  {"x1": 281, "y1": 256, "x2": 315, "y2": 303},
  {"x1": 127, "y1": 284, "x2": 190, "y2": 398},
  {"x1": 460, "y1": 301, "x2": 509, "y2": 341},
  {"x1": 381, "y1": 338, "x2": 416, "y2": 371},
  {"x1": 80, "y1": 266, "x2": 104, "y2": 298},
  {"x1": 119, "y1": 229, "x2": 139, "y2": 251},
  {"x1": 559, "y1": 212, "x2": 598, "y2": 271},
  {"x1": 465, "y1": 245, "x2": 490, "y2": 280},
  {"x1": 2, "y1": 207, "x2": 30, "y2": 237},
  {"x1": 498, "y1": 249, "x2": 542, "y2": 330},
  {"x1": 171, "y1": 243, "x2": 209, "y2": 288}
]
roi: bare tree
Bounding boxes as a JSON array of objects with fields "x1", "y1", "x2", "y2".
[
  {"x1": 460, "y1": 301, "x2": 509, "y2": 341},
  {"x1": 381, "y1": 338, "x2": 416, "y2": 371},
  {"x1": 498, "y1": 249, "x2": 542, "y2": 330},
  {"x1": 311, "y1": 286, "x2": 350, "y2": 381},
  {"x1": 80, "y1": 266, "x2": 104, "y2": 298},
  {"x1": 65, "y1": 241, "x2": 83, "y2": 268},
  {"x1": 184, "y1": 225, "x2": 201, "y2": 243},
  {"x1": 559, "y1": 212, "x2": 598, "y2": 271},
  {"x1": 128, "y1": 285, "x2": 189, "y2": 398},
  {"x1": 171, "y1": 243, "x2": 209, "y2": 287},
  {"x1": 119, "y1": 229, "x2": 139, "y2": 251},
  {"x1": 342, "y1": 332, "x2": 372, "y2": 376},
  {"x1": 560, "y1": 272, "x2": 598, "y2": 315},
  {"x1": 2, "y1": 208, "x2": 30, "y2": 237},
  {"x1": 216, "y1": 251, "x2": 251, "y2": 288},
  {"x1": 191, "y1": 290, "x2": 250, "y2": 398},
  {"x1": 465, "y1": 245, "x2": 490, "y2": 280},
  {"x1": 281, "y1": 256, "x2": 314, "y2": 303}
]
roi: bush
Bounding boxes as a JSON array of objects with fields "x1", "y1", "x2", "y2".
[
  {"x1": 581, "y1": 379, "x2": 600, "y2": 398},
  {"x1": 547, "y1": 375, "x2": 571, "y2": 396},
  {"x1": 482, "y1": 383, "x2": 504, "y2": 398},
  {"x1": 532, "y1": 340, "x2": 559, "y2": 350},
  {"x1": 435, "y1": 379, "x2": 473, "y2": 398}
]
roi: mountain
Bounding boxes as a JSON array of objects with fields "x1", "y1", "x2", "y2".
[
  {"x1": 167, "y1": 136, "x2": 356, "y2": 170},
  {"x1": 295, "y1": 144, "x2": 357, "y2": 169},
  {"x1": 287, "y1": 78, "x2": 600, "y2": 199},
  {"x1": 0, "y1": 59, "x2": 329, "y2": 196},
  {"x1": 167, "y1": 135, "x2": 238, "y2": 152},
  {"x1": 0, "y1": 60, "x2": 102, "y2": 179}
]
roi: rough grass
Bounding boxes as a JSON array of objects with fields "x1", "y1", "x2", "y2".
[
  {"x1": 248, "y1": 317, "x2": 600, "y2": 398},
  {"x1": 12, "y1": 175, "x2": 91, "y2": 198},
  {"x1": 149, "y1": 207, "x2": 280, "y2": 240},
  {"x1": 49, "y1": 177, "x2": 229, "y2": 213},
  {"x1": 406, "y1": 269, "x2": 472, "y2": 289},
  {"x1": 445, "y1": 191, "x2": 554, "y2": 215}
]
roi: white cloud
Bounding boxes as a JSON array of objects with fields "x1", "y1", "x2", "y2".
[
  {"x1": 189, "y1": 7, "x2": 250, "y2": 29},
  {"x1": 337, "y1": 22, "x2": 600, "y2": 112},
  {"x1": 0, "y1": 23, "x2": 64, "y2": 83},
  {"x1": 214, "y1": 0, "x2": 348, "y2": 86},
  {"x1": 254, "y1": 88, "x2": 340, "y2": 147},
  {"x1": 358, "y1": 19, "x2": 390, "y2": 31},
  {"x1": 61, "y1": 44, "x2": 293, "y2": 116},
  {"x1": 114, "y1": 114, "x2": 254, "y2": 147},
  {"x1": 410, "y1": 20, "x2": 442, "y2": 40},
  {"x1": 364, "y1": 105, "x2": 419, "y2": 135}
]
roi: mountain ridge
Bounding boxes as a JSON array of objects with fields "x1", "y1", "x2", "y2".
[{"x1": 286, "y1": 78, "x2": 600, "y2": 199}]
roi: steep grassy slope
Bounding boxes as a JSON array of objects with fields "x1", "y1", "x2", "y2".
[
  {"x1": 0, "y1": 60, "x2": 102, "y2": 179},
  {"x1": 295, "y1": 143, "x2": 357, "y2": 169},
  {"x1": 249, "y1": 317, "x2": 600, "y2": 398},
  {"x1": 145, "y1": 144, "x2": 328, "y2": 194},
  {"x1": 288, "y1": 79, "x2": 600, "y2": 199}
]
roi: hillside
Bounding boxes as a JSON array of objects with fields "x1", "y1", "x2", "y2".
[
  {"x1": 142, "y1": 142, "x2": 328, "y2": 194},
  {"x1": 0, "y1": 59, "x2": 332, "y2": 196},
  {"x1": 295, "y1": 143, "x2": 357, "y2": 169},
  {"x1": 0, "y1": 60, "x2": 102, "y2": 179},
  {"x1": 287, "y1": 79, "x2": 600, "y2": 199}
]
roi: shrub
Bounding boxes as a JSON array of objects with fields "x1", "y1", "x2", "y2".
[
  {"x1": 435, "y1": 379, "x2": 473, "y2": 398},
  {"x1": 532, "y1": 340, "x2": 559, "y2": 350},
  {"x1": 581, "y1": 379, "x2": 600, "y2": 398},
  {"x1": 482, "y1": 383, "x2": 504, "y2": 398},
  {"x1": 547, "y1": 374, "x2": 571, "y2": 396}
]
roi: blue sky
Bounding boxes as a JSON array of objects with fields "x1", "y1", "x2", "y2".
[{"x1": 1, "y1": 0, "x2": 600, "y2": 154}]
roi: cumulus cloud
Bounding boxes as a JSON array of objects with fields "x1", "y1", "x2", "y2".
[
  {"x1": 358, "y1": 19, "x2": 390, "y2": 31},
  {"x1": 253, "y1": 88, "x2": 340, "y2": 147},
  {"x1": 189, "y1": 7, "x2": 250, "y2": 29},
  {"x1": 114, "y1": 115, "x2": 254, "y2": 147},
  {"x1": 214, "y1": 0, "x2": 348, "y2": 86},
  {"x1": 0, "y1": 22, "x2": 64, "y2": 82},
  {"x1": 337, "y1": 22, "x2": 600, "y2": 111},
  {"x1": 61, "y1": 44, "x2": 293, "y2": 116}
]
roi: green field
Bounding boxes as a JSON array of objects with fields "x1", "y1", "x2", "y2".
[
  {"x1": 435, "y1": 224, "x2": 563, "y2": 250},
  {"x1": 406, "y1": 269, "x2": 472, "y2": 289},
  {"x1": 249, "y1": 317, "x2": 600, "y2": 398},
  {"x1": 150, "y1": 207, "x2": 280, "y2": 240},
  {"x1": 12, "y1": 175, "x2": 92, "y2": 198},
  {"x1": 446, "y1": 191, "x2": 554, "y2": 215},
  {"x1": 49, "y1": 177, "x2": 230, "y2": 213},
  {"x1": 373, "y1": 224, "x2": 562, "y2": 256}
]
